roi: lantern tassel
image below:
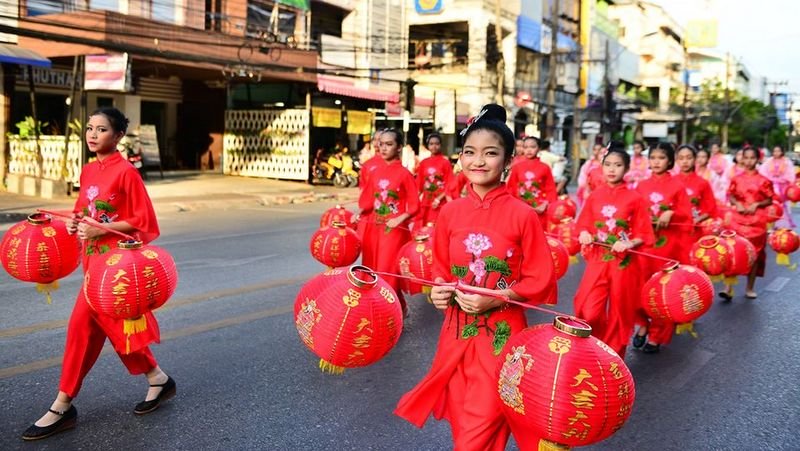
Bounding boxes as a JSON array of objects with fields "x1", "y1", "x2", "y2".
[
  {"x1": 538, "y1": 439, "x2": 571, "y2": 451},
  {"x1": 123, "y1": 316, "x2": 148, "y2": 355},
  {"x1": 675, "y1": 322, "x2": 698, "y2": 338},
  {"x1": 568, "y1": 255, "x2": 579, "y2": 265},
  {"x1": 35, "y1": 281, "x2": 60, "y2": 305},
  {"x1": 709, "y1": 275, "x2": 723, "y2": 283},
  {"x1": 319, "y1": 359, "x2": 345, "y2": 375},
  {"x1": 776, "y1": 253, "x2": 791, "y2": 266},
  {"x1": 423, "y1": 285, "x2": 433, "y2": 304},
  {"x1": 724, "y1": 276, "x2": 739, "y2": 286}
]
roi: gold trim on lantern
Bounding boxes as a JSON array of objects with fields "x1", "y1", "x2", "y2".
[
  {"x1": 331, "y1": 221, "x2": 347, "y2": 229},
  {"x1": 661, "y1": 261, "x2": 680, "y2": 272},
  {"x1": 414, "y1": 234, "x2": 430, "y2": 243},
  {"x1": 553, "y1": 316, "x2": 592, "y2": 337},
  {"x1": 719, "y1": 230, "x2": 736, "y2": 238},
  {"x1": 347, "y1": 265, "x2": 378, "y2": 289},
  {"x1": 698, "y1": 236, "x2": 720, "y2": 249},
  {"x1": 118, "y1": 240, "x2": 144, "y2": 250},
  {"x1": 27, "y1": 213, "x2": 52, "y2": 225}
]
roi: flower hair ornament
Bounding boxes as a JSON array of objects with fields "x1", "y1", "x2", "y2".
[{"x1": 460, "y1": 107, "x2": 488, "y2": 137}]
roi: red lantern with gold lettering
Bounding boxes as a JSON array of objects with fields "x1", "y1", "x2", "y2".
[
  {"x1": 641, "y1": 262, "x2": 714, "y2": 324},
  {"x1": 497, "y1": 317, "x2": 635, "y2": 449},
  {"x1": 784, "y1": 184, "x2": 800, "y2": 203},
  {"x1": 83, "y1": 240, "x2": 178, "y2": 352},
  {"x1": 547, "y1": 236, "x2": 569, "y2": 280},
  {"x1": 398, "y1": 234, "x2": 434, "y2": 294},
  {"x1": 768, "y1": 228, "x2": 800, "y2": 267},
  {"x1": 689, "y1": 235, "x2": 731, "y2": 278},
  {"x1": 309, "y1": 222, "x2": 361, "y2": 268},
  {"x1": 546, "y1": 195, "x2": 578, "y2": 224},
  {"x1": 719, "y1": 230, "x2": 756, "y2": 283},
  {"x1": 764, "y1": 200, "x2": 784, "y2": 224},
  {"x1": 0, "y1": 213, "x2": 81, "y2": 303},
  {"x1": 549, "y1": 218, "x2": 580, "y2": 264},
  {"x1": 320, "y1": 205, "x2": 354, "y2": 228},
  {"x1": 294, "y1": 265, "x2": 403, "y2": 374},
  {"x1": 698, "y1": 217, "x2": 723, "y2": 236}
]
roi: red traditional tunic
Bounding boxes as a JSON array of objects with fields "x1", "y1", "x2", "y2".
[
  {"x1": 624, "y1": 154, "x2": 650, "y2": 189},
  {"x1": 395, "y1": 184, "x2": 556, "y2": 451},
  {"x1": 359, "y1": 154, "x2": 386, "y2": 188},
  {"x1": 727, "y1": 170, "x2": 775, "y2": 257},
  {"x1": 506, "y1": 157, "x2": 557, "y2": 208},
  {"x1": 446, "y1": 171, "x2": 469, "y2": 200},
  {"x1": 358, "y1": 160, "x2": 419, "y2": 297},
  {"x1": 415, "y1": 154, "x2": 453, "y2": 227},
  {"x1": 573, "y1": 183, "x2": 655, "y2": 356},
  {"x1": 61, "y1": 151, "x2": 160, "y2": 397},
  {"x1": 675, "y1": 172, "x2": 718, "y2": 241},
  {"x1": 636, "y1": 172, "x2": 695, "y2": 345},
  {"x1": 576, "y1": 159, "x2": 601, "y2": 205}
]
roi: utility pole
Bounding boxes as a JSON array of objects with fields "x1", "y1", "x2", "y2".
[
  {"x1": 545, "y1": 0, "x2": 559, "y2": 139},
  {"x1": 681, "y1": 41, "x2": 689, "y2": 144},
  {"x1": 721, "y1": 52, "x2": 731, "y2": 152},
  {"x1": 494, "y1": 0, "x2": 504, "y2": 105},
  {"x1": 570, "y1": 0, "x2": 583, "y2": 181},
  {"x1": 602, "y1": 39, "x2": 611, "y2": 140}
]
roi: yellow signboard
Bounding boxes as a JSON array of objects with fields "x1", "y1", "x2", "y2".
[
  {"x1": 312, "y1": 107, "x2": 342, "y2": 128},
  {"x1": 685, "y1": 20, "x2": 718, "y2": 48},
  {"x1": 346, "y1": 111, "x2": 373, "y2": 135}
]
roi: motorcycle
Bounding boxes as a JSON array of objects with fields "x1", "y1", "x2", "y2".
[
  {"x1": 118, "y1": 135, "x2": 146, "y2": 178},
  {"x1": 313, "y1": 151, "x2": 359, "y2": 187}
]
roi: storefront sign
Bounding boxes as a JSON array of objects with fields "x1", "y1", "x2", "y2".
[
  {"x1": 415, "y1": 0, "x2": 443, "y2": 14},
  {"x1": 84, "y1": 53, "x2": 132, "y2": 92},
  {"x1": 137, "y1": 124, "x2": 161, "y2": 167},
  {"x1": 643, "y1": 122, "x2": 668, "y2": 138},
  {"x1": 18, "y1": 67, "x2": 81, "y2": 89},
  {"x1": 346, "y1": 111, "x2": 372, "y2": 135},
  {"x1": 312, "y1": 107, "x2": 342, "y2": 128}
]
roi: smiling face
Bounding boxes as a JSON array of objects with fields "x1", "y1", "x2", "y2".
[
  {"x1": 676, "y1": 148, "x2": 696, "y2": 173},
  {"x1": 649, "y1": 149, "x2": 670, "y2": 174},
  {"x1": 460, "y1": 129, "x2": 507, "y2": 193},
  {"x1": 85, "y1": 113, "x2": 123, "y2": 157}
]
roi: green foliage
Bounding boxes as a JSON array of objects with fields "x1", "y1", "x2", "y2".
[
  {"x1": 451, "y1": 265, "x2": 468, "y2": 278},
  {"x1": 483, "y1": 255, "x2": 512, "y2": 276},
  {"x1": 13, "y1": 116, "x2": 48, "y2": 139},
  {"x1": 492, "y1": 320, "x2": 511, "y2": 355}
]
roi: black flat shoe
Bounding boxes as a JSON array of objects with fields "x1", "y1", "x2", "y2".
[
  {"x1": 718, "y1": 291, "x2": 733, "y2": 302},
  {"x1": 22, "y1": 405, "x2": 77, "y2": 441},
  {"x1": 642, "y1": 343, "x2": 660, "y2": 354},
  {"x1": 632, "y1": 333, "x2": 647, "y2": 349},
  {"x1": 134, "y1": 376, "x2": 176, "y2": 415}
]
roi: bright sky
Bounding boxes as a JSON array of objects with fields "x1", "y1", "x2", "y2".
[{"x1": 651, "y1": 0, "x2": 800, "y2": 100}]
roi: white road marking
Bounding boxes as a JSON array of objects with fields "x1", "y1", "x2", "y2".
[{"x1": 764, "y1": 276, "x2": 790, "y2": 292}]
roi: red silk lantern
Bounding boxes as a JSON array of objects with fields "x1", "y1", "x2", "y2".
[
  {"x1": 309, "y1": 221, "x2": 361, "y2": 268},
  {"x1": 768, "y1": 228, "x2": 800, "y2": 267},
  {"x1": 320, "y1": 204, "x2": 354, "y2": 228},
  {"x1": 83, "y1": 240, "x2": 178, "y2": 353},
  {"x1": 764, "y1": 200, "x2": 784, "y2": 224},
  {"x1": 641, "y1": 262, "x2": 714, "y2": 324},
  {"x1": 398, "y1": 234, "x2": 434, "y2": 294},
  {"x1": 0, "y1": 213, "x2": 81, "y2": 303},
  {"x1": 689, "y1": 235, "x2": 731, "y2": 278},
  {"x1": 294, "y1": 265, "x2": 404, "y2": 374},
  {"x1": 719, "y1": 230, "x2": 756, "y2": 283},
  {"x1": 547, "y1": 237, "x2": 569, "y2": 280},
  {"x1": 413, "y1": 221, "x2": 435, "y2": 239},
  {"x1": 784, "y1": 184, "x2": 800, "y2": 203},
  {"x1": 546, "y1": 195, "x2": 578, "y2": 224},
  {"x1": 549, "y1": 218, "x2": 580, "y2": 264},
  {"x1": 497, "y1": 317, "x2": 635, "y2": 449}
]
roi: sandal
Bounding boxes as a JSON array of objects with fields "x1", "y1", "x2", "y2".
[{"x1": 134, "y1": 376, "x2": 176, "y2": 415}]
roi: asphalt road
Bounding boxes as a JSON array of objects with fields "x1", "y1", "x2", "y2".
[{"x1": 0, "y1": 202, "x2": 798, "y2": 450}]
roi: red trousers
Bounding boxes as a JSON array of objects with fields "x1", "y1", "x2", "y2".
[
  {"x1": 574, "y1": 251, "x2": 645, "y2": 357},
  {"x1": 59, "y1": 288, "x2": 157, "y2": 397},
  {"x1": 361, "y1": 214, "x2": 410, "y2": 305}
]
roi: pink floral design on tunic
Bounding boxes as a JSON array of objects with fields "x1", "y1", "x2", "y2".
[
  {"x1": 464, "y1": 233, "x2": 492, "y2": 257},
  {"x1": 469, "y1": 259, "x2": 487, "y2": 284},
  {"x1": 601, "y1": 205, "x2": 617, "y2": 218}
]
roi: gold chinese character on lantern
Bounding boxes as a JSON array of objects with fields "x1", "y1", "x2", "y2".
[
  {"x1": 548, "y1": 336, "x2": 572, "y2": 354},
  {"x1": 571, "y1": 368, "x2": 599, "y2": 391},
  {"x1": 342, "y1": 288, "x2": 361, "y2": 307},
  {"x1": 379, "y1": 286, "x2": 396, "y2": 304}
]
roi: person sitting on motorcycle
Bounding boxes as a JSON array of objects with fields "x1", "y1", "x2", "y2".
[{"x1": 326, "y1": 147, "x2": 345, "y2": 178}]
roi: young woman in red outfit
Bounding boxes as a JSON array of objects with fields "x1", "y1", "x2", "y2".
[
  {"x1": 415, "y1": 133, "x2": 453, "y2": 228},
  {"x1": 395, "y1": 105, "x2": 556, "y2": 451},
  {"x1": 624, "y1": 140, "x2": 650, "y2": 189},
  {"x1": 577, "y1": 143, "x2": 604, "y2": 206},
  {"x1": 505, "y1": 136, "x2": 557, "y2": 224},
  {"x1": 573, "y1": 144, "x2": 655, "y2": 358},
  {"x1": 355, "y1": 128, "x2": 419, "y2": 313},
  {"x1": 23, "y1": 108, "x2": 174, "y2": 441},
  {"x1": 720, "y1": 147, "x2": 776, "y2": 300},
  {"x1": 675, "y1": 145, "x2": 718, "y2": 241},
  {"x1": 632, "y1": 142, "x2": 693, "y2": 353}
]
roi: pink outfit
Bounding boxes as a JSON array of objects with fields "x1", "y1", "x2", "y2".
[{"x1": 759, "y1": 156, "x2": 796, "y2": 227}]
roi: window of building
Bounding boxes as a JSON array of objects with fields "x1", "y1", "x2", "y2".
[
  {"x1": 26, "y1": 0, "x2": 67, "y2": 16},
  {"x1": 246, "y1": 0, "x2": 298, "y2": 44},
  {"x1": 152, "y1": 1, "x2": 176, "y2": 23},
  {"x1": 90, "y1": 0, "x2": 121, "y2": 12}
]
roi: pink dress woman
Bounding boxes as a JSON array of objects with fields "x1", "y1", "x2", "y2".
[{"x1": 759, "y1": 156, "x2": 796, "y2": 227}]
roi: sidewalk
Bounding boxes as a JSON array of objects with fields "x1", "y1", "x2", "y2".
[{"x1": 0, "y1": 171, "x2": 359, "y2": 223}]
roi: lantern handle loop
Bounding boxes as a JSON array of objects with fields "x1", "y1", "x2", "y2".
[{"x1": 37, "y1": 209, "x2": 136, "y2": 241}]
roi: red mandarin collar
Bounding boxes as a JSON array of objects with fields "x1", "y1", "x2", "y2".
[
  {"x1": 466, "y1": 182, "x2": 509, "y2": 209},
  {"x1": 649, "y1": 171, "x2": 672, "y2": 180},
  {"x1": 597, "y1": 181, "x2": 628, "y2": 194},
  {"x1": 96, "y1": 150, "x2": 124, "y2": 170}
]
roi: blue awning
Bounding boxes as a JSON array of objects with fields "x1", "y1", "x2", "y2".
[{"x1": 0, "y1": 43, "x2": 51, "y2": 68}]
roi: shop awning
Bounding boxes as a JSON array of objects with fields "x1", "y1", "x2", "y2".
[
  {"x1": 318, "y1": 74, "x2": 399, "y2": 103},
  {"x1": 0, "y1": 43, "x2": 51, "y2": 68}
]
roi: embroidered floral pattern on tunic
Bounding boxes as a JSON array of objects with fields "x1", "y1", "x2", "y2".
[
  {"x1": 373, "y1": 178, "x2": 400, "y2": 217},
  {"x1": 82, "y1": 185, "x2": 118, "y2": 256},
  {"x1": 516, "y1": 171, "x2": 544, "y2": 207}
]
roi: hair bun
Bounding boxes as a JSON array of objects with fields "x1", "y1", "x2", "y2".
[{"x1": 476, "y1": 104, "x2": 507, "y2": 123}]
